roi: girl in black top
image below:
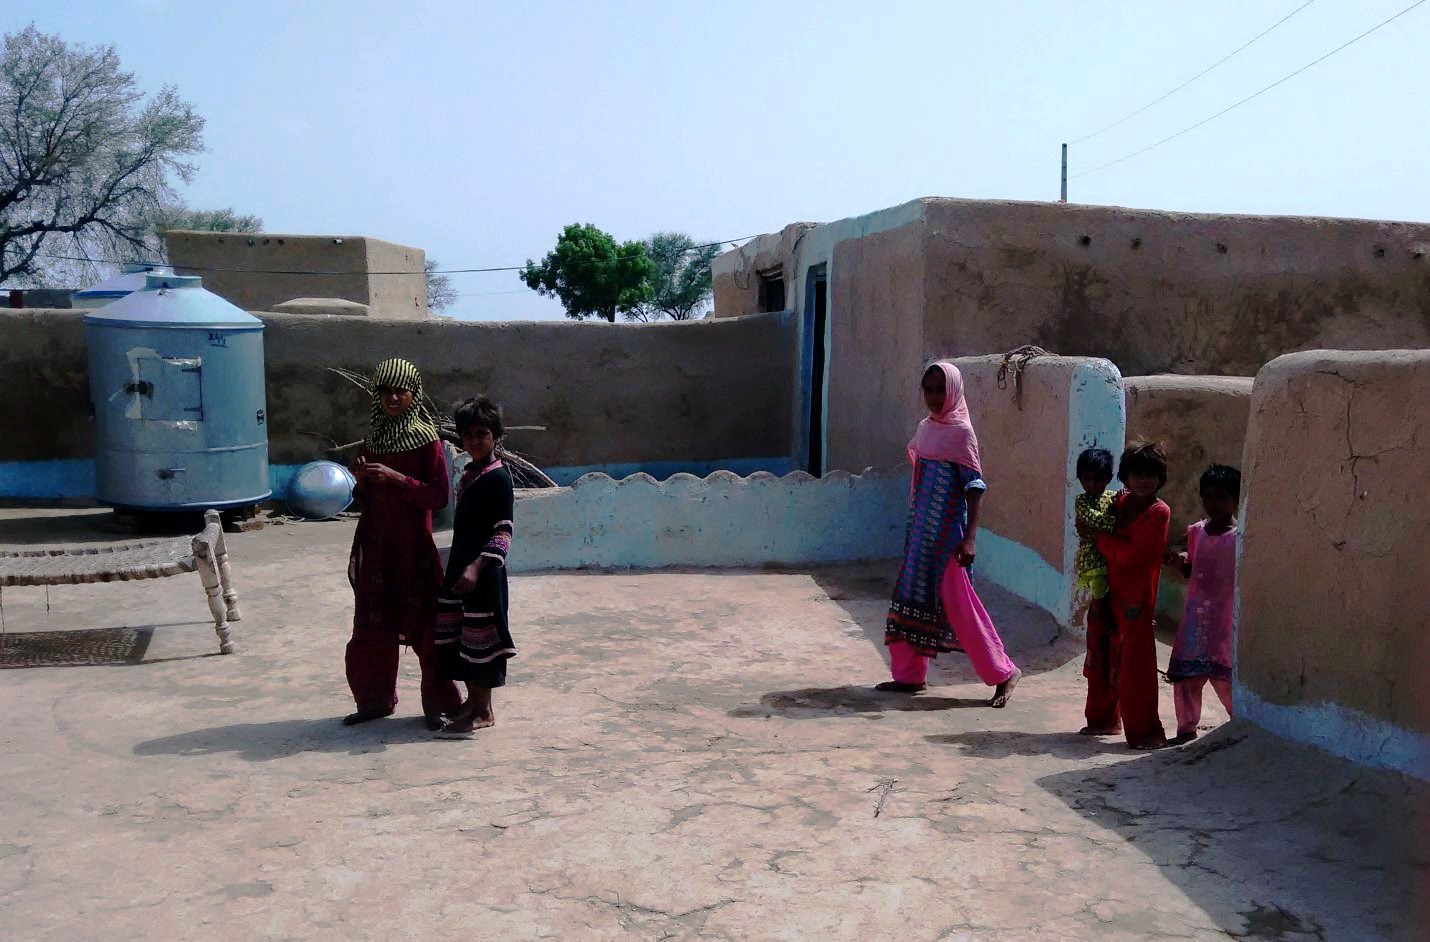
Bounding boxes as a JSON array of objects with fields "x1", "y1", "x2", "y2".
[{"x1": 434, "y1": 396, "x2": 516, "y2": 738}]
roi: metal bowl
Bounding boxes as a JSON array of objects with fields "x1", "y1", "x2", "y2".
[{"x1": 286, "y1": 461, "x2": 356, "y2": 520}]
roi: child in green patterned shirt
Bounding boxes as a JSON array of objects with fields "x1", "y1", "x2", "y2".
[{"x1": 1075, "y1": 448, "x2": 1117, "y2": 603}]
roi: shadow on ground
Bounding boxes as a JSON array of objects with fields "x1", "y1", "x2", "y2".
[
  {"x1": 0, "y1": 622, "x2": 217, "y2": 669},
  {"x1": 924, "y1": 729, "x2": 1128, "y2": 760},
  {"x1": 1037, "y1": 724, "x2": 1430, "y2": 941},
  {"x1": 132, "y1": 716, "x2": 444, "y2": 761},
  {"x1": 730, "y1": 685, "x2": 992, "y2": 718}
]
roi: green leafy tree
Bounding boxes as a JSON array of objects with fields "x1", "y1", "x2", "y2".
[
  {"x1": 425, "y1": 258, "x2": 456, "y2": 313},
  {"x1": 627, "y1": 231, "x2": 719, "y2": 322},
  {"x1": 0, "y1": 24, "x2": 205, "y2": 285},
  {"x1": 520, "y1": 223, "x2": 653, "y2": 322}
]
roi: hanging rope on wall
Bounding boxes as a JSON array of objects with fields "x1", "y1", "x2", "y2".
[{"x1": 997, "y1": 345, "x2": 1052, "y2": 410}]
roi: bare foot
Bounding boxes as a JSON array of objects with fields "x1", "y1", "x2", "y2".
[
  {"x1": 1129, "y1": 737, "x2": 1169, "y2": 751},
  {"x1": 342, "y1": 707, "x2": 394, "y2": 726},
  {"x1": 875, "y1": 681, "x2": 926, "y2": 693},
  {"x1": 989, "y1": 668, "x2": 1022, "y2": 708},
  {"x1": 423, "y1": 714, "x2": 447, "y2": 732},
  {"x1": 1078, "y1": 725, "x2": 1122, "y2": 736},
  {"x1": 1169, "y1": 730, "x2": 1199, "y2": 745},
  {"x1": 436, "y1": 708, "x2": 495, "y2": 738}
]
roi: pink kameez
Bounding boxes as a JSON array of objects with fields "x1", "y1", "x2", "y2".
[{"x1": 1169, "y1": 520, "x2": 1237, "y2": 735}]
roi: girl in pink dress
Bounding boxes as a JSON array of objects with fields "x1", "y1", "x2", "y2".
[
  {"x1": 1165, "y1": 464, "x2": 1240, "y2": 743},
  {"x1": 878, "y1": 361, "x2": 1021, "y2": 708}
]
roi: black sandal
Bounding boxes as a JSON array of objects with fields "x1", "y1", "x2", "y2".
[{"x1": 875, "y1": 680, "x2": 927, "y2": 693}]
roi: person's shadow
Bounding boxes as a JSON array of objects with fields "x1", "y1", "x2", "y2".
[
  {"x1": 729, "y1": 685, "x2": 990, "y2": 719},
  {"x1": 132, "y1": 716, "x2": 439, "y2": 761},
  {"x1": 923, "y1": 729, "x2": 1127, "y2": 759},
  {"x1": 728, "y1": 565, "x2": 1083, "y2": 721}
]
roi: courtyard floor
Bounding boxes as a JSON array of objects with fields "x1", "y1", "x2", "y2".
[{"x1": 0, "y1": 508, "x2": 1423, "y2": 941}]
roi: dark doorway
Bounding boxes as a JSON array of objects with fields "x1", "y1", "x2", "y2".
[{"x1": 803, "y1": 265, "x2": 829, "y2": 475}]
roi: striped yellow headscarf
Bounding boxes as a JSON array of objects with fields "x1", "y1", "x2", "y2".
[{"x1": 365, "y1": 358, "x2": 441, "y2": 454}]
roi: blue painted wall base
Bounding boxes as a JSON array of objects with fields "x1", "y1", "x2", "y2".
[
  {"x1": 0, "y1": 460, "x2": 96, "y2": 500},
  {"x1": 1235, "y1": 682, "x2": 1430, "y2": 782}
]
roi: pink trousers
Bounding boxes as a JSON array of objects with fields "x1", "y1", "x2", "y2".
[
  {"x1": 1173, "y1": 677, "x2": 1233, "y2": 735},
  {"x1": 890, "y1": 563, "x2": 1018, "y2": 687}
]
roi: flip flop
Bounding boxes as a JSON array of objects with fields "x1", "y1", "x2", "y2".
[
  {"x1": 875, "y1": 681, "x2": 926, "y2": 693},
  {"x1": 434, "y1": 726, "x2": 476, "y2": 740}
]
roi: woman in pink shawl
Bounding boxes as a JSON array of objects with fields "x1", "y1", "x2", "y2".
[{"x1": 879, "y1": 362, "x2": 1022, "y2": 707}]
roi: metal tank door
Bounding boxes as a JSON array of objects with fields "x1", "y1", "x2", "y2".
[
  {"x1": 136, "y1": 355, "x2": 204, "y2": 422},
  {"x1": 136, "y1": 354, "x2": 203, "y2": 503}
]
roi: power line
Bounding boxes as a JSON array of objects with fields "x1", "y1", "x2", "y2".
[
  {"x1": 1072, "y1": 0, "x2": 1428, "y2": 180},
  {"x1": 1070, "y1": 0, "x2": 1318, "y2": 146},
  {"x1": 30, "y1": 233, "x2": 762, "y2": 277},
  {"x1": 453, "y1": 289, "x2": 529, "y2": 298}
]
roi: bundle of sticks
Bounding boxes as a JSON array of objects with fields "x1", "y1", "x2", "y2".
[{"x1": 310, "y1": 367, "x2": 558, "y2": 489}]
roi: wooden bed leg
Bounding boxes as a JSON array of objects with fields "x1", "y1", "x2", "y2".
[
  {"x1": 205, "y1": 510, "x2": 242, "y2": 622},
  {"x1": 192, "y1": 530, "x2": 233, "y2": 655}
]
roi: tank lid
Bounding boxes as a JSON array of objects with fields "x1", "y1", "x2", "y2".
[
  {"x1": 83, "y1": 273, "x2": 263, "y2": 328},
  {"x1": 73, "y1": 262, "x2": 175, "y2": 300}
]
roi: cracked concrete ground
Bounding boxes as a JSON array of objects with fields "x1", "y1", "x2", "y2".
[{"x1": 1, "y1": 508, "x2": 1425, "y2": 941}]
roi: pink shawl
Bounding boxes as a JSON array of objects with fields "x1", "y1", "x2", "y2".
[{"x1": 908, "y1": 361, "x2": 982, "y2": 474}]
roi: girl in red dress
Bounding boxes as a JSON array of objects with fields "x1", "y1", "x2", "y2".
[
  {"x1": 1076, "y1": 441, "x2": 1171, "y2": 750},
  {"x1": 343, "y1": 358, "x2": 462, "y2": 729}
]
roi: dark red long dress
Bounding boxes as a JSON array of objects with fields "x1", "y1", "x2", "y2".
[
  {"x1": 345, "y1": 440, "x2": 462, "y2": 717},
  {"x1": 1083, "y1": 493, "x2": 1170, "y2": 747}
]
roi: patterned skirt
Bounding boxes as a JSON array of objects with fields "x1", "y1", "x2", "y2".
[
  {"x1": 434, "y1": 567, "x2": 515, "y2": 686},
  {"x1": 884, "y1": 459, "x2": 976, "y2": 657}
]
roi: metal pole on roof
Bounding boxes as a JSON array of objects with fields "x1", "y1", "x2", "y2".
[{"x1": 1060, "y1": 144, "x2": 1068, "y2": 203}]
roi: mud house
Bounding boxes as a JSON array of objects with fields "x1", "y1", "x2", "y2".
[{"x1": 164, "y1": 230, "x2": 430, "y2": 320}]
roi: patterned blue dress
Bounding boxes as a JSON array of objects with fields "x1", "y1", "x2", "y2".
[{"x1": 884, "y1": 457, "x2": 987, "y2": 656}]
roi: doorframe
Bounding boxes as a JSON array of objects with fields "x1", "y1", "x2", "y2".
[{"x1": 799, "y1": 263, "x2": 829, "y2": 475}]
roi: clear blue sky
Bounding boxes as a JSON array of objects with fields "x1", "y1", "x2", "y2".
[{"x1": 13, "y1": 0, "x2": 1430, "y2": 320}]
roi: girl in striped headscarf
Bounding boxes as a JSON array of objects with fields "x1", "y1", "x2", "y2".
[{"x1": 343, "y1": 358, "x2": 462, "y2": 729}]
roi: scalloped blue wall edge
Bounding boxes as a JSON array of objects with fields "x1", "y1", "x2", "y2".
[
  {"x1": 506, "y1": 466, "x2": 911, "y2": 571},
  {"x1": 496, "y1": 465, "x2": 1067, "y2": 625},
  {"x1": 0, "y1": 451, "x2": 1080, "y2": 629},
  {"x1": 0, "y1": 458, "x2": 796, "y2": 501}
]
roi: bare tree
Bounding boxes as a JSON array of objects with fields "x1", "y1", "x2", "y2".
[
  {"x1": 117, "y1": 205, "x2": 265, "y2": 267},
  {"x1": 149, "y1": 206, "x2": 263, "y2": 239},
  {"x1": 0, "y1": 24, "x2": 204, "y2": 286},
  {"x1": 425, "y1": 258, "x2": 457, "y2": 313}
]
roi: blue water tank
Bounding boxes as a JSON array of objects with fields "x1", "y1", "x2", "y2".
[
  {"x1": 85, "y1": 273, "x2": 271, "y2": 510},
  {"x1": 73, "y1": 262, "x2": 175, "y2": 309}
]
